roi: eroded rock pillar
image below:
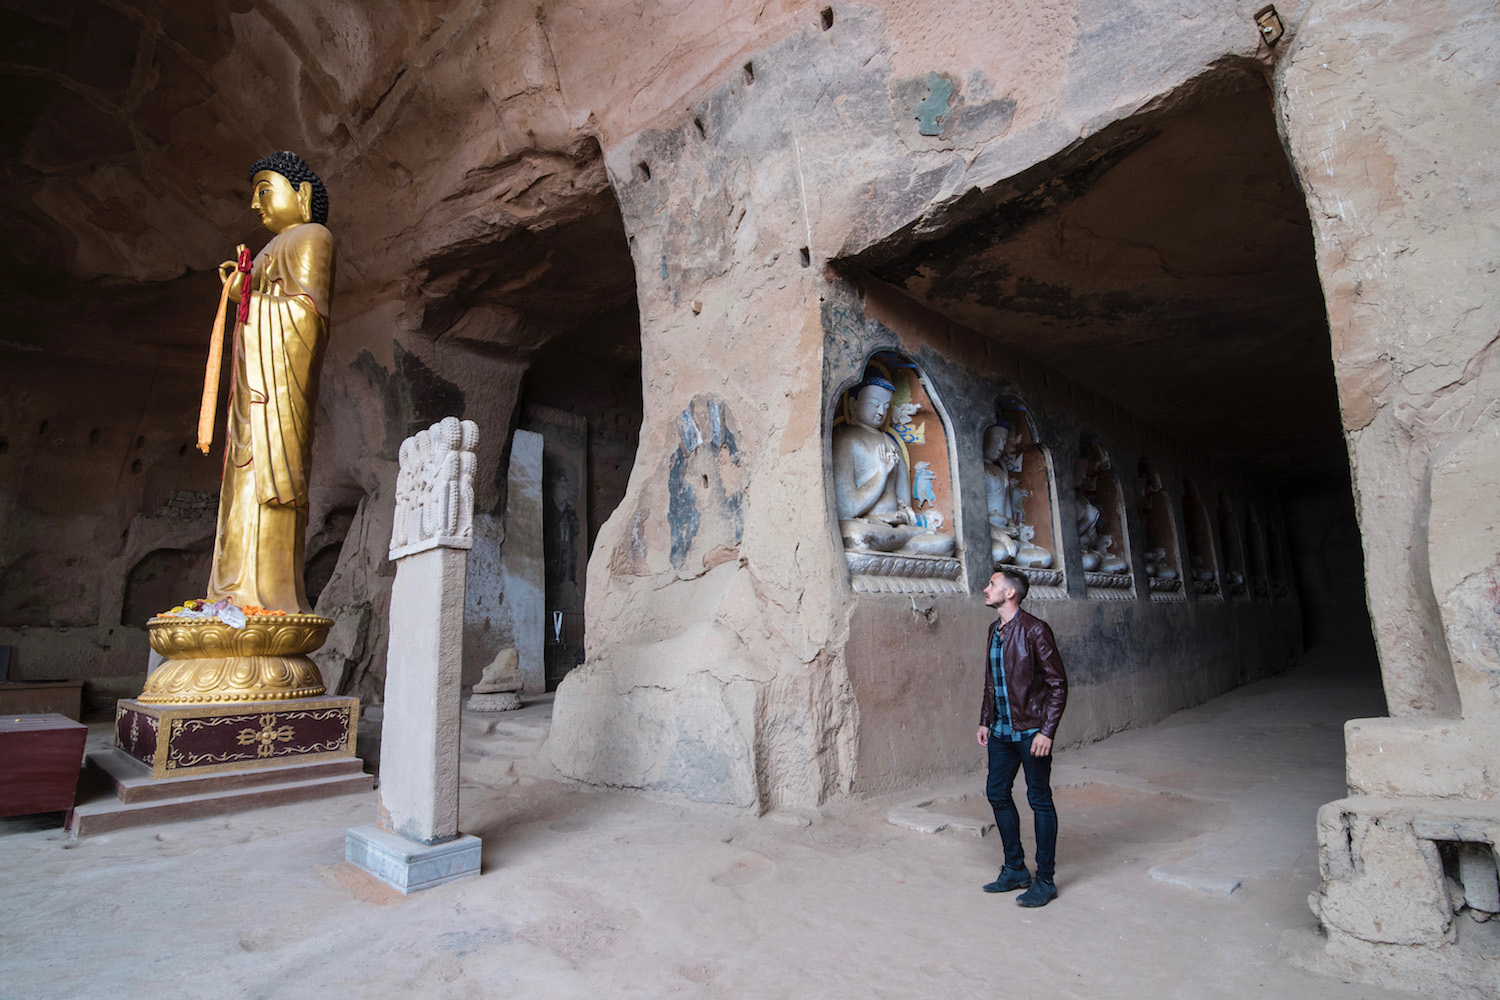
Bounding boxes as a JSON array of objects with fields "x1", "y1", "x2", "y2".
[{"x1": 1279, "y1": 4, "x2": 1500, "y2": 994}]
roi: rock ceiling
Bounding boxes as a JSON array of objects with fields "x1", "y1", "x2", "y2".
[
  {"x1": 2, "y1": 5, "x2": 1338, "y2": 478},
  {"x1": 851, "y1": 86, "x2": 1341, "y2": 475},
  {"x1": 0, "y1": 1, "x2": 637, "y2": 376}
]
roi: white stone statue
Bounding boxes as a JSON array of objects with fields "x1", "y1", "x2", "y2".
[
  {"x1": 832, "y1": 375, "x2": 954, "y2": 557},
  {"x1": 1013, "y1": 524, "x2": 1054, "y2": 569},
  {"x1": 1144, "y1": 546, "x2": 1178, "y2": 581},
  {"x1": 391, "y1": 416, "x2": 479, "y2": 560}
]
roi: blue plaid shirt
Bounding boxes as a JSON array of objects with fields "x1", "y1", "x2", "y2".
[{"x1": 990, "y1": 622, "x2": 1039, "y2": 741}]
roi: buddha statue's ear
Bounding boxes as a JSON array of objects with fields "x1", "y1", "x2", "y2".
[{"x1": 296, "y1": 181, "x2": 313, "y2": 223}]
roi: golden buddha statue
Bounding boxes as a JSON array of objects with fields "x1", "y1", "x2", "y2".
[
  {"x1": 140, "y1": 152, "x2": 337, "y2": 704},
  {"x1": 207, "y1": 151, "x2": 336, "y2": 613}
]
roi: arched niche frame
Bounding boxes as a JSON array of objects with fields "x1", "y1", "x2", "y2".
[
  {"x1": 1181, "y1": 477, "x2": 1221, "y2": 598},
  {"x1": 828, "y1": 350, "x2": 965, "y2": 595},
  {"x1": 983, "y1": 393, "x2": 1066, "y2": 601},
  {"x1": 1076, "y1": 434, "x2": 1134, "y2": 600},
  {"x1": 1265, "y1": 513, "x2": 1291, "y2": 599},
  {"x1": 1136, "y1": 458, "x2": 1184, "y2": 603},
  {"x1": 1217, "y1": 492, "x2": 1248, "y2": 598},
  {"x1": 1246, "y1": 507, "x2": 1271, "y2": 600}
]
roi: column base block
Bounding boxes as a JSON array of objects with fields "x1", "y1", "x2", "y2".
[{"x1": 344, "y1": 824, "x2": 481, "y2": 893}]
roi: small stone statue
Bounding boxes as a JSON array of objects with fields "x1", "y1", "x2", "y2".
[
  {"x1": 912, "y1": 462, "x2": 937, "y2": 509},
  {"x1": 832, "y1": 373, "x2": 954, "y2": 557},
  {"x1": 467, "y1": 647, "x2": 522, "y2": 712},
  {"x1": 1013, "y1": 525, "x2": 1054, "y2": 569},
  {"x1": 1144, "y1": 547, "x2": 1178, "y2": 582}
]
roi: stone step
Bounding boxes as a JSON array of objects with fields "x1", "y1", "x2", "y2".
[
  {"x1": 67, "y1": 755, "x2": 373, "y2": 838},
  {"x1": 85, "y1": 747, "x2": 367, "y2": 804}
]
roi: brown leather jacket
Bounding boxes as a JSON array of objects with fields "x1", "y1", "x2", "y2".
[{"x1": 979, "y1": 608, "x2": 1068, "y2": 739}]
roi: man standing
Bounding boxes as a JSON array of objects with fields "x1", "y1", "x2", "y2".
[{"x1": 977, "y1": 569, "x2": 1068, "y2": 907}]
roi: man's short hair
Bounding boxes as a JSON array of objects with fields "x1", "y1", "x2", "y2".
[{"x1": 998, "y1": 568, "x2": 1029, "y2": 602}]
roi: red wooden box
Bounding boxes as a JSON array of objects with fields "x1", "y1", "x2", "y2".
[{"x1": 0, "y1": 713, "x2": 87, "y2": 817}]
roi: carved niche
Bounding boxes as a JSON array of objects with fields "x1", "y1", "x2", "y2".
[
  {"x1": 1181, "y1": 478, "x2": 1220, "y2": 598},
  {"x1": 983, "y1": 395, "x2": 1065, "y2": 600},
  {"x1": 1246, "y1": 509, "x2": 1272, "y2": 600},
  {"x1": 831, "y1": 352, "x2": 963, "y2": 594},
  {"x1": 1137, "y1": 459, "x2": 1184, "y2": 603},
  {"x1": 1076, "y1": 435, "x2": 1133, "y2": 600},
  {"x1": 1217, "y1": 493, "x2": 1249, "y2": 598}
]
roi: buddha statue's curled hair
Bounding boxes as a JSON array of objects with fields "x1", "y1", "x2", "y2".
[{"x1": 248, "y1": 150, "x2": 329, "y2": 225}]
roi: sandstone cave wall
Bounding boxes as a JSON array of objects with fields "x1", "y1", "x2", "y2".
[{"x1": 545, "y1": 0, "x2": 1312, "y2": 810}]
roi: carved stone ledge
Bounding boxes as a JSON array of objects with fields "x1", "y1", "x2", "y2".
[
  {"x1": 995, "y1": 564, "x2": 1064, "y2": 588},
  {"x1": 1084, "y1": 571, "x2": 1133, "y2": 590},
  {"x1": 846, "y1": 552, "x2": 963, "y2": 580},
  {"x1": 991, "y1": 563, "x2": 1066, "y2": 600},
  {"x1": 1193, "y1": 578, "x2": 1221, "y2": 597},
  {"x1": 850, "y1": 575, "x2": 967, "y2": 595},
  {"x1": 1147, "y1": 577, "x2": 1183, "y2": 593},
  {"x1": 1150, "y1": 589, "x2": 1187, "y2": 603}
]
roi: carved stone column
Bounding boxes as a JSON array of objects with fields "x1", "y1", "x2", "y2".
[{"x1": 346, "y1": 417, "x2": 482, "y2": 893}]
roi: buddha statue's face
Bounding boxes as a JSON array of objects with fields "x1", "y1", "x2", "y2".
[
  {"x1": 851, "y1": 384, "x2": 892, "y2": 429},
  {"x1": 983, "y1": 424, "x2": 1010, "y2": 462},
  {"x1": 251, "y1": 170, "x2": 310, "y2": 234}
]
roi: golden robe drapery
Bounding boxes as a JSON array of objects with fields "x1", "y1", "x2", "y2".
[{"x1": 207, "y1": 222, "x2": 335, "y2": 614}]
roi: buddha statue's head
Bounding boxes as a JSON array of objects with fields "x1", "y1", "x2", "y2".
[
  {"x1": 983, "y1": 420, "x2": 1012, "y2": 463},
  {"x1": 849, "y1": 375, "x2": 895, "y2": 429},
  {"x1": 247, "y1": 151, "x2": 329, "y2": 234}
]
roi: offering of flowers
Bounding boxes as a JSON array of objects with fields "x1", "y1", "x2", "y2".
[{"x1": 157, "y1": 598, "x2": 288, "y2": 628}]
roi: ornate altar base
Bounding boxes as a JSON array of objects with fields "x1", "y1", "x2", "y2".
[
  {"x1": 108, "y1": 613, "x2": 359, "y2": 780},
  {"x1": 115, "y1": 695, "x2": 359, "y2": 779}
]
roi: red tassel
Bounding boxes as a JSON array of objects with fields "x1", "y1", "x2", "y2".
[{"x1": 236, "y1": 246, "x2": 253, "y2": 324}]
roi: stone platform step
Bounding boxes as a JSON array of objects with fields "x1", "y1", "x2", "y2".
[{"x1": 67, "y1": 749, "x2": 372, "y2": 838}]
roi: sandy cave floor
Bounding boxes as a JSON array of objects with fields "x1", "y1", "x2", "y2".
[{"x1": 1, "y1": 645, "x2": 1413, "y2": 1000}]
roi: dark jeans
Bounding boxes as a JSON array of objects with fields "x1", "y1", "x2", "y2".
[{"x1": 986, "y1": 733, "x2": 1058, "y2": 882}]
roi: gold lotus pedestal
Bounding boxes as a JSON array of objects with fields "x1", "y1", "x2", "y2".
[
  {"x1": 69, "y1": 615, "x2": 372, "y2": 837},
  {"x1": 140, "y1": 613, "x2": 333, "y2": 704}
]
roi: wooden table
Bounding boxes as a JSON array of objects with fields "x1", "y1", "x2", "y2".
[{"x1": 0, "y1": 713, "x2": 88, "y2": 817}]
